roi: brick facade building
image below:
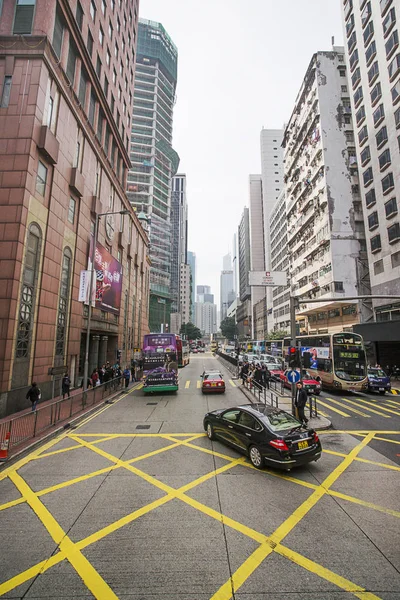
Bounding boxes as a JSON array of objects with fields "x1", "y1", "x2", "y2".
[{"x1": 0, "y1": 0, "x2": 149, "y2": 416}]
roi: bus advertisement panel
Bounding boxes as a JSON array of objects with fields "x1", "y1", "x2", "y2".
[{"x1": 142, "y1": 334, "x2": 178, "y2": 392}]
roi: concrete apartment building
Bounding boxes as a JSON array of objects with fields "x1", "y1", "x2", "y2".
[
  {"x1": 237, "y1": 207, "x2": 251, "y2": 339},
  {"x1": 0, "y1": 0, "x2": 150, "y2": 416},
  {"x1": 126, "y1": 18, "x2": 179, "y2": 332},
  {"x1": 340, "y1": 0, "x2": 400, "y2": 362},
  {"x1": 220, "y1": 253, "x2": 235, "y2": 323},
  {"x1": 171, "y1": 174, "x2": 188, "y2": 313},
  {"x1": 283, "y1": 48, "x2": 371, "y2": 336},
  {"x1": 248, "y1": 174, "x2": 266, "y2": 339},
  {"x1": 268, "y1": 190, "x2": 291, "y2": 333},
  {"x1": 195, "y1": 301, "x2": 217, "y2": 336},
  {"x1": 187, "y1": 250, "x2": 196, "y2": 321},
  {"x1": 179, "y1": 263, "x2": 190, "y2": 325}
]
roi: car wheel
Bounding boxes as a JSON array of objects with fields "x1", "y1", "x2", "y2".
[
  {"x1": 315, "y1": 391, "x2": 320, "y2": 395},
  {"x1": 206, "y1": 422, "x2": 215, "y2": 440},
  {"x1": 249, "y1": 445, "x2": 263, "y2": 469}
]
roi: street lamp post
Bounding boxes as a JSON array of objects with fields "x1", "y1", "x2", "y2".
[{"x1": 83, "y1": 209, "x2": 129, "y2": 391}]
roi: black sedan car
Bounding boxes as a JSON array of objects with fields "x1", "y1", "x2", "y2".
[{"x1": 203, "y1": 403, "x2": 322, "y2": 471}]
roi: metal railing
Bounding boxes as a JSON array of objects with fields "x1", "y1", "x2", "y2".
[
  {"x1": 0, "y1": 377, "x2": 124, "y2": 457},
  {"x1": 308, "y1": 395, "x2": 318, "y2": 418},
  {"x1": 242, "y1": 378, "x2": 279, "y2": 409}
]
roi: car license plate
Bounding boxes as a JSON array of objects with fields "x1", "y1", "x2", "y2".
[
  {"x1": 211, "y1": 383, "x2": 216, "y2": 387},
  {"x1": 298, "y1": 440, "x2": 309, "y2": 450},
  {"x1": 379, "y1": 388, "x2": 384, "y2": 392}
]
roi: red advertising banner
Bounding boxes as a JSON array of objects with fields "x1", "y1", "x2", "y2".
[{"x1": 87, "y1": 239, "x2": 123, "y2": 315}]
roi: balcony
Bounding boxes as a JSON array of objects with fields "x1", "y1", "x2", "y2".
[
  {"x1": 69, "y1": 168, "x2": 85, "y2": 197},
  {"x1": 37, "y1": 125, "x2": 59, "y2": 165}
]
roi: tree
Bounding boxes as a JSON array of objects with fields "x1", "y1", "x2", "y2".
[
  {"x1": 266, "y1": 329, "x2": 288, "y2": 340},
  {"x1": 180, "y1": 322, "x2": 202, "y2": 340},
  {"x1": 220, "y1": 317, "x2": 237, "y2": 341}
]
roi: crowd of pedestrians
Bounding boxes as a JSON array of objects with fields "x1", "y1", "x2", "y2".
[{"x1": 239, "y1": 361, "x2": 271, "y2": 390}]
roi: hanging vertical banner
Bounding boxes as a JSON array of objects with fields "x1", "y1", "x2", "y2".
[{"x1": 87, "y1": 239, "x2": 123, "y2": 314}]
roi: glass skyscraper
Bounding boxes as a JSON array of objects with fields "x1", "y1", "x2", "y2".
[{"x1": 127, "y1": 19, "x2": 179, "y2": 332}]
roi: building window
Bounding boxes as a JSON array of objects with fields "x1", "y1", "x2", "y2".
[
  {"x1": 16, "y1": 224, "x2": 42, "y2": 358},
  {"x1": 361, "y1": 2, "x2": 372, "y2": 28},
  {"x1": 52, "y1": 6, "x2": 64, "y2": 58},
  {"x1": 78, "y1": 66, "x2": 87, "y2": 107},
  {"x1": 367, "y1": 61, "x2": 379, "y2": 85},
  {"x1": 55, "y1": 249, "x2": 72, "y2": 357},
  {"x1": 13, "y1": 0, "x2": 35, "y2": 35},
  {"x1": 76, "y1": 1, "x2": 84, "y2": 30},
  {"x1": 90, "y1": 0, "x2": 96, "y2": 21},
  {"x1": 363, "y1": 167, "x2": 373, "y2": 187},
  {"x1": 353, "y1": 86, "x2": 363, "y2": 107},
  {"x1": 388, "y1": 222, "x2": 400, "y2": 243},
  {"x1": 370, "y1": 234, "x2": 382, "y2": 253},
  {"x1": 376, "y1": 125, "x2": 388, "y2": 149},
  {"x1": 373, "y1": 104, "x2": 385, "y2": 127},
  {"x1": 388, "y1": 53, "x2": 400, "y2": 80},
  {"x1": 363, "y1": 20, "x2": 374, "y2": 46},
  {"x1": 99, "y1": 26, "x2": 104, "y2": 46},
  {"x1": 74, "y1": 129, "x2": 84, "y2": 170},
  {"x1": 117, "y1": 16, "x2": 121, "y2": 33},
  {"x1": 104, "y1": 75, "x2": 109, "y2": 98},
  {"x1": 352, "y1": 67, "x2": 361, "y2": 89},
  {"x1": 392, "y1": 250, "x2": 400, "y2": 268},
  {"x1": 373, "y1": 259, "x2": 384, "y2": 275},
  {"x1": 108, "y1": 22, "x2": 113, "y2": 39},
  {"x1": 365, "y1": 188, "x2": 376, "y2": 208},
  {"x1": 356, "y1": 105, "x2": 366, "y2": 126},
  {"x1": 346, "y1": 13, "x2": 354, "y2": 36},
  {"x1": 36, "y1": 161, "x2": 47, "y2": 196},
  {"x1": 349, "y1": 48, "x2": 359, "y2": 71},
  {"x1": 383, "y1": 7, "x2": 396, "y2": 37},
  {"x1": 96, "y1": 55, "x2": 102, "y2": 78},
  {"x1": 368, "y1": 211, "x2": 379, "y2": 231},
  {"x1": 112, "y1": 68, "x2": 117, "y2": 84},
  {"x1": 97, "y1": 108, "x2": 104, "y2": 142},
  {"x1": 385, "y1": 30, "x2": 399, "y2": 59},
  {"x1": 365, "y1": 40, "x2": 376, "y2": 65},
  {"x1": 334, "y1": 281, "x2": 344, "y2": 292},
  {"x1": 391, "y1": 78, "x2": 400, "y2": 104},
  {"x1": 379, "y1": 148, "x2": 391, "y2": 171},
  {"x1": 87, "y1": 30, "x2": 94, "y2": 57},
  {"x1": 0, "y1": 76, "x2": 12, "y2": 108},
  {"x1": 101, "y1": 0, "x2": 106, "y2": 15},
  {"x1": 88, "y1": 91, "x2": 96, "y2": 127},
  {"x1": 115, "y1": 42, "x2": 119, "y2": 59},
  {"x1": 348, "y1": 31, "x2": 357, "y2": 54},
  {"x1": 360, "y1": 145, "x2": 370, "y2": 166},
  {"x1": 358, "y1": 125, "x2": 368, "y2": 146},
  {"x1": 385, "y1": 196, "x2": 398, "y2": 218},
  {"x1": 382, "y1": 172, "x2": 395, "y2": 195},
  {"x1": 66, "y1": 40, "x2": 77, "y2": 84},
  {"x1": 68, "y1": 197, "x2": 76, "y2": 224},
  {"x1": 370, "y1": 82, "x2": 382, "y2": 106}
]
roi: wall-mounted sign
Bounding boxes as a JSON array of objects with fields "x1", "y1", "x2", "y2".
[{"x1": 249, "y1": 271, "x2": 288, "y2": 287}]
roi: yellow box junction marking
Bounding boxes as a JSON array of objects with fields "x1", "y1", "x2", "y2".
[
  {"x1": 316, "y1": 398, "x2": 351, "y2": 417},
  {"x1": 0, "y1": 427, "x2": 399, "y2": 600},
  {"x1": 197, "y1": 380, "x2": 201, "y2": 389},
  {"x1": 229, "y1": 379, "x2": 236, "y2": 387},
  {"x1": 323, "y1": 397, "x2": 370, "y2": 418},
  {"x1": 185, "y1": 380, "x2": 190, "y2": 389}
]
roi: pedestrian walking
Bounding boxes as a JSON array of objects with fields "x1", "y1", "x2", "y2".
[
  {"x1": 98, "y1": 365, "x2": 105, "y2": 384},
  {"x1": 91, "y1": 369, "x2": 99, "y2": 386},
  {"x1": 131, "y1": 359, "x2": 137, "y2": 382},
  {"x1": 123, "y1": 366, "x2": 131, "y2": 388},
  {"x1": 253, "y1": 364, "x2": 263, "y2": 390},
  {"x1": 61, "y1": 373, "x2": 71, "y2": 399},
  {"x1": 295, "y1": 382, "x2": 308, "y2": 426},
  {"x1": 261, "y1": 365, "x2": 271, "y2": 390},
  {"x1": 26, "y1": 382, "x2": 41, "y2": 412},
  {"x1": 240, "y1": 361, "x2": 249, "y2": 385}
]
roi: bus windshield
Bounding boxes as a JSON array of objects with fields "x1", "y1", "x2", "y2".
[{"x1": 332, "y1": 333, "x2": 366, "y2": 382}]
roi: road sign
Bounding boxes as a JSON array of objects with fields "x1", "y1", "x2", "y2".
[
  {"x1": 249, "y1": 271, "x2": 288, "y2": 287},
  {"x1": 287, "y1": 369, "x2": 301, "y2": 384},
  {"x1": 48, "y1": 365, "x2": 68, "y2": 376}
]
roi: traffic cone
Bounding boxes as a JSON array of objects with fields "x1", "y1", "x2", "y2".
[{"x1": 0, "y1": 431, "x2": 10, "y2": 461}]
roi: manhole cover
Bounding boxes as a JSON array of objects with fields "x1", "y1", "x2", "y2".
[
  {"x1": 146, "y1": 402, "x2": 158, "y2": 405},
  {"x1": 136, "y1": 424, "x2": 151, "y2": 430}
]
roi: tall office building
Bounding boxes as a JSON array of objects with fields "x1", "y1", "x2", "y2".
[
  {"x1": 232, "y1": 233, "x2": 239, "y2": 297},
  {"x1": 220, "y1": 269, "x2": 235, "y2": 322},
  {"x1": 127, "y1": 19, "x2": 180, "y2": 332},
  {"x1": 187, "y1": 250, "x2": 196, "y2": 321},
  {"x1": 283, "y1": 48, "x2": 370, "y2": 335},
  {"x1": 249, "y1": 174, "x2": 266, "y2": 338},
  {"x1": 260, "y1": 129, "x2": 284, "y2": 270},
  {"x1": 237, "y1": 208, "x2": 251, "y2": 338},
  {"x1": 0, "y1": 0, "x2": 150, "y2": 415},
  {"x1": 340, "y1": 0, "x2": 400, "y2": 359},
  {"x1": 222, "y1": 253, "x2": 232, "y2": 270},
  {"x1": 196, "y1": 285, "x2": 214, "y2": 303},
  {"x1": 171, "y1": 174, "x2": 188, "y2": 312},
  {"x1": 195, "y1": 302, "x2": 218, "y2": 335}
]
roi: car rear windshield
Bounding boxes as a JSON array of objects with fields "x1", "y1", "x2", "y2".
[
  {"x1": 263, "y1": 411, "x2": 301, "y2": 432},
  {"x1": 369, "y1": 369, "x2": 386, "y2": 377},
  {"x1": 204, "y1": 373, "x2": 222, "y2": 380}
]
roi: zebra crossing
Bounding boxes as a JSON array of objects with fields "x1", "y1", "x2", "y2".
[{"x1": 317, "y1": 394, "x2": 400, "y2": 419}]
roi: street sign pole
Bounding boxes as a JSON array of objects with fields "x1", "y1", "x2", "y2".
[{"x1": 290, "y1": 296, "x2": 297, "y2": 413}]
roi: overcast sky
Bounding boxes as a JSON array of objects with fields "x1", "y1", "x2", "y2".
[{"x1": 140, "y1": 0, "x2": 344, "y2": 306}]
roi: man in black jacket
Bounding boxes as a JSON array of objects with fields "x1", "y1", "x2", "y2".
[
  {"x1": 26, "y1": 382, "x2": 41, "y2": 412},
  {"x1": 295, "y1": 381, "x2": 308, "y2": 426},
  {"x1": 240, "y1": 361, "x2": 249, "y2": 385}
]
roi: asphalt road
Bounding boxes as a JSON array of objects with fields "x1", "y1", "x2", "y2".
[{"x1": 0, "y1": 353, "x2": 399, "y2": 599}]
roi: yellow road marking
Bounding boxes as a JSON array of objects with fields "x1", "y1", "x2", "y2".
[
  {"x1": 324, "y1": 397, "x2": 370, "y2": 418},
  {"x1": 352, "y1": 397, "x2": 399, "y2": 416},
  {"x1": 34, "y1": 435, "x2": 116, "y2": 459},
  {"x1": 323, "y1": 449, "x2": 400, "y2": 472},
  {"x1": 9, "y1": 471, "x2": 119, "y2": 600},
  {"x1": 317, "y1": 408, "x2": 330, "y2": 417},
  {"x1": 197, "y1": 380, "x2": 201, "y2": 389},
  {"x1": 185, "y1": 380, "x2": 190, "y2": 389},
  {"x1": 211, "y1": 433, "x2": 375, "y2": 600},
  {"x1": 229, "y1": 380, "x2": 236, "y2": 387},
  {"x1": 317, "y1": 398, "x2": 351, "y2": 417},
  {"x1": 318, "y1": 430, "x2": 400, "y2": 435},
  {"x1": 383, "y1": 399, "x2": 400, "y2": 409},
  {"x1": 373, "y1": 436, "x2": 400, "y2": 445},
  {"x1": 70, "y1": 432, "x2": 207, "y2": 437},
  {"x1": 275, "y1": 545, "x2": 381, "y2": 600}
]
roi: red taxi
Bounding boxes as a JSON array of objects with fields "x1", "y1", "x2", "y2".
[
  {"x1": 201, "y1": 371, "x2": 226, "y2": 394},
  {"x1": 280, "y1": 369, "x2": 321, "y2": 395}
]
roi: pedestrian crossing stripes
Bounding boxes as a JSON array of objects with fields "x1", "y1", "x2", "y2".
[{"x1": 317, "y1": 395, "x2": 400, "y2": 419}]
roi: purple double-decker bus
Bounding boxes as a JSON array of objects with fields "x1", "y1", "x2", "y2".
[{"x1": 142, "y1": 334, "x2": 179, "y2": 393}]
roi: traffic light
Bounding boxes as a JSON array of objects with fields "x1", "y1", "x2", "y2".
[{"x1": 288, "y1": 347, "x2": 300, "y2": 369}]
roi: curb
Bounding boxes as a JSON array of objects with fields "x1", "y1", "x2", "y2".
[
  {"x1": 1, "y1": 382, "x2": 142, "y2": 468},
  {"x1": 237, "y1": 382, "x2": 332, "y2": 431},
  {"x1": 389, "y1": 388, "x2": 399, "y2": 395}
]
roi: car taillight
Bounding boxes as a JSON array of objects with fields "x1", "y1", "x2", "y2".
[
  {"x1": 218, "y1": 382, "x2": 223, "y2": 386},
  {"x1": 269, "y1": 439, "x2": 289, "y2": 451},
  {"x1": 313, "y1": 432, "x2": 319, "y2": 443}
]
